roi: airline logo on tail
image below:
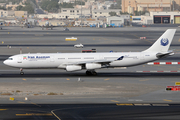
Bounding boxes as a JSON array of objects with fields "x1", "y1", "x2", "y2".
[{"x1": 161, "y1": 38, "x2": 169, "y2": 46}]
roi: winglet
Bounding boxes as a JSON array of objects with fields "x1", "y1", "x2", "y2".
[{"x1": 117, "y1": 56, "x2": 124, "y2": 61}]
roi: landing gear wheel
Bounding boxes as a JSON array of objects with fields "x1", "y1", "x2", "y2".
[
  {"x1": 86, "y1": 70, "x2": 97, "y2": 76},
  {"x1": 20, "y1": 72, "x2": 24, "y2": 75},
  {"x1": 86, "y1": 71, "x2": 91, "y2": 75},
  {"x1": 92, "y1": 71, "x2": 97, "y2": 75},
  {"x1": 20, "y1": 68, "x2": 24, "y2": 75}
]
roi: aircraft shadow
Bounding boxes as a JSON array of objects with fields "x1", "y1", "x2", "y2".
[{"x1": 0, "y1": 72, "x2": 180, "y2": 78}]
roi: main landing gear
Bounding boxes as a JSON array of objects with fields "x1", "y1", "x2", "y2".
[
  {"x1": 86, "y1": 70, "x2": 97, "y2": 76},
  {"x1": 20, "y1": 68, "x2": 24, "y2": 75}
]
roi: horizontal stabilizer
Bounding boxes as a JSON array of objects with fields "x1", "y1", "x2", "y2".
[{"x1": 156, "y1": 50, "x2": 174, "y2": 59}]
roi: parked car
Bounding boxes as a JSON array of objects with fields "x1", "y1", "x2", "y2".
[{"x1": 74, "y1": 43, "x2": 84, "y2": 48}]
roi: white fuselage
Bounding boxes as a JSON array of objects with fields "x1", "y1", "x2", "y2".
[
  {"x1": 4, "y1": 52, "x2": 158, "y2": 70},
  {"x1": 3, "y1": 29, "x2": 176, "y2": 74}
]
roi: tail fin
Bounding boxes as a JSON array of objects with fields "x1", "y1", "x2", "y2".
[{"x1": 143, "y1": 29, "x2": 176, "y2": 53}]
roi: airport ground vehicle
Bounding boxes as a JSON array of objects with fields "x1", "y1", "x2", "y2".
[{"x1": 74, "y1": 43, "x2": 84, "y2": 48}]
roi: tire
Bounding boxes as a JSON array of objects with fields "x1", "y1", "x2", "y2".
[{"x1": 20, "y1": 72, "x2": 24, "y2": 75}]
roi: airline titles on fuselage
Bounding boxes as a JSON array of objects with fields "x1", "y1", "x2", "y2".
[{"x1": 23, "y1": 56, "x2": 50, "y2": 60}]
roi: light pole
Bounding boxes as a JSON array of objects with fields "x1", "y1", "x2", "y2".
[
  {"x1": 173, "y1": 0, "x2": 174, "y2": 11},
  {"x1": 170, "y1": 0, "x2": 171, "y2": 11}
]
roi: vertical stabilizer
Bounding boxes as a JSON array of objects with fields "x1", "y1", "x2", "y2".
[{"x1": 143, "y1": 29, "x2": 176, "y2": 52}]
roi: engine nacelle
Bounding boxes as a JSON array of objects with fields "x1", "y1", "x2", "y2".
[
  {"x1": 66, "y1": 65, "x2": 82, "y2": 72},
  {"x1": 86, "y1": 63, "x2": 101, "y2": 70}
]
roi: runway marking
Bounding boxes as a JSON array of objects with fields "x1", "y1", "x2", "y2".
[
  {"x1": 178, "y1": 38, "x2": 180, "y2": 42},
  {"x1": 139, "y1": 79, "x2": 149, "y2": 81},
  {"x1": 148, "y1": 62, "x2": 180, "y2": 65},
  {"x1": 104, "y1": 78, "x2": 110, "y2": 81},
  {"x1": 175, "y1": 82, "x2": 180, "y2": 85},
  {"x1": 111, "y1": 100, "x2": 120, "y2": 103},
  {"x1": 0, "y1": 109, "x2": 7, "y2": 111},
  {"x1": 35, "y1": 34, "x2": 44, "y2": 37},
  {"x1": 116, "y1": 103, "x2": 133, "y2": 106},
  {"x1": 128, "y1": 99, "x2": 143, "y2": 101},
  {"x1": 152, "y1": 104, "x2": 169, "y2": 106},
  {"x1": 31, "y1": 102, "x2": 41, "y2": 107},
  {"x1": 134, "y1": 104, "x2": 151, "y2": 106},
  {"x1": 17, "y1": 101, "x2": 25, "y2": 104},
  {"x1": 22, "y1": 78, "x2": 26, "y2": 81},
  {"x1": 144, "y1": 39, "x2": 153, "y2": 43},
  {"x1": 66, "y1": 78, "x2": 70, "y2": 80},
  {"x1": 163, "y1": 99, "x2": 172, "y2": 102},
  {"x1": 132, "y1": 34, "x2": 139, "y2": 38},
  {"x1": 16, "y1": 113, "x2": 52, "y2": 116},
  {"x1": 51, "y1": 110, "x2": 61, "y2": 120},
  {"x1": 137, "y1": 71, "x2": 180, "y2": 73}
]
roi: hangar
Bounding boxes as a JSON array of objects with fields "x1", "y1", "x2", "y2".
[
  {"x1": 151, "y1": 12, "x2": 180, "y2": 24},
  {"x1": 132, "y1": 12, "x2": 180, "y2": 24},
  {"x1": 107, "y1": 16, "x2": 124, "y2": 26},
  {"x1": 153, "y1": 15, "x2": 170, "y2": 24}
]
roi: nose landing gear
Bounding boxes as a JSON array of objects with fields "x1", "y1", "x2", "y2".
[{"x1": 20, "y1": 68, "x2": 24, "y2": 75}]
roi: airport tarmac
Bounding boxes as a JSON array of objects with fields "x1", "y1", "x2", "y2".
[{"x1": 0, "y1": 27, "x2": 180, "y2": 105}]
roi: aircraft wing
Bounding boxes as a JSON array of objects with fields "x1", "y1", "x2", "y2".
[{"x1": 64, "y1": 56, "x2": 124, "y2": 65}]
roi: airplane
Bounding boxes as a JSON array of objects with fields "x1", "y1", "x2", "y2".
[
  {"x1": 40, "y1": 21, "x2": 66, "y2": 30},
  {"x1": 20, "y1": 22, "x2": 32, "y2": 28},
  {"x1": 40, "y1": 21, "x2": 53, "y2": 30},
  {"x1": 3, "y1": 29, "x2": 176, "y2": 75}
]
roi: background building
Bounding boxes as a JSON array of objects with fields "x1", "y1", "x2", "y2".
[
  {"x1": 14, "y1": 11, "x2": 27, "y2": 18},
  {"x1": 121, "y1": 0, "x2": 180, "y2": 14},
  {"x1": 132, "y1": 11, "x2": 180, "y2": 24},
  {"x1": 0, "y1": 10, "x2": 14, "y2": 17},
  {"x1": 107, "y1": 16, "x2": 124, "y2": 26},
  {"x1": 92, "y1": 9, "x2": 120, "y2": 19}
]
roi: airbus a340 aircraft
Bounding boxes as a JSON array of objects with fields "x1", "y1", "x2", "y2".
[{"x1": 4, "y1": 29, "x2": 176, "y2": 75}]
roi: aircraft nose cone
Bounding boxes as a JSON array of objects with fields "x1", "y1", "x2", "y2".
[{"x1": 3, "y1": 60, "x2": 8, "y2": 65}]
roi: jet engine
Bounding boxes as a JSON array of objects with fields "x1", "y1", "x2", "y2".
[
  {"x1": 66, "y1": 65, "x2": 82, "y2": 72},
  {"x1": 86, "y1": 63, "x2": 101, "y2": 70}
]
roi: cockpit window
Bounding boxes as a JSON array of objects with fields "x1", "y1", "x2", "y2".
[{"x1": 8, "y1": 58, "x2": 13, "y2": 60}]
